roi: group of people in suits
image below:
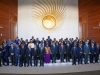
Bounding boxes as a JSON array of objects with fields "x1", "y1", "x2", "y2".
[{"x1": 0, "y1": 36, "x2": 100, "y2": 67}]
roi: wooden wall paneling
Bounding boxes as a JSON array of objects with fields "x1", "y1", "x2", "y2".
[
  {"x1": 79, "y1": 0, "x2": 100, "y2": 43},
  {"x1": 0, "y1": 0, "x2": 18, "y2": 44}
]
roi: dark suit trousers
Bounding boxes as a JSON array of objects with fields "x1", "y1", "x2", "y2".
[
  {"x1": 52, "y1": 54, "x2": 56, "y2": 63},
  {"x1": 27, "y1": 56, "x2": 32, "y2": 66},
  {"x1": 20, "y1": 56, "x2": 26, "y2": 66},
  {"x1": 40, "y1": 56, "x2": 44, "y2": 66},
  {"x1": 10, "y1": 55, "x2": 15, "y2": 65},
  {"x1": 5, "y1": 56, "x2": 9, "y2": 65},
  {"x1": 56, "y1": 52, "x2": 60, "y2": 60},
  {"x1": 78, "y1": 54, "x2": 83, "y2": 64},
  {"x1": 60, "y1": 54, "x2": 64, "y2": 62},
  {"x1": 15, "y1": 55, "x2": 19, "y2": 65},
  {"x1": 2, "y1": 55, "x2": 5, "y2": 65},
  {"x1": 72, "y1": 55, "x2": 76, "y2": 65},
  {"x1": 0, "y1": 56, "x2": 2, "y2": 66},
  {"x1": 95, "y1": 53, "x2": 99, "y2": 63},
  {"x1": 34, "y1": 56, "x2": 38, "y2": 66},
  {"x1": 84, "y1": 54, "x2": 88, "y2": 64},
  {"x1": 90, "y1": 54, "x2": 94, "y2": 63},
  {"x1": 66, "y1": 53, "x2": 70, "y2": 62}
]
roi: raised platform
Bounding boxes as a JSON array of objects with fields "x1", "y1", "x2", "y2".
[{"x1": 0, "y1": 60, "x2": 100, "y2": 75}]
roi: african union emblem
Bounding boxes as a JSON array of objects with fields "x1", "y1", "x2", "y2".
[{"x1": 32, "y1": 0, "x2": 67, "y2": 32}]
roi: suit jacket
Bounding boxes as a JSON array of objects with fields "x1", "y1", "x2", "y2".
[
  {"x1": 33, "y1": 48, "x2": 38, "y2": 56},
  {"x1": 84, "y1": 45, "x2": 90, "y2": 54},
  {"x1": 26, "y1": 48, "x2": 33, "y2": 57},
  {"x1": 51, "y1": 45, "x2": 57, "y2": 54},
  {"x1": 3, "y1": 45, "x2": 9, "y2": 57},
  {"x1": 14, "y1": 48, "x2": 20, "y2": 56},
  {"x1": 56, "y1": 44, "x2": 59, "y2": 53},
  {"x1": 0, "y1": 48, "x2": 3, "y2": 57},
  {"x1": 59, "y1": 45, "x2": 65, "y2": 54},
  {"x1": 65, "y1": 44, "x2": 71, "y2": 54},
  {"x1": 77, "y1": 46, "x2": 83, "y2": 56},
  {"x1": 95, "y1": 45, "x2": 100, "y2": 54},
  {"x1": 90, "y1": 46, "x2": 95, "y2": 54},
  {"x1": 24, "y1": 43, "x2": 29, "y2": 49},
  {"x1": 9, "y1": 47, "x2": 15, "y2": 55},
  {"x1": 39, "y1": 47, "x2": 45, "y2": 57},
  {"x1": 71, "y1": 47, "x2": 77, "y2": 56},
  {"x1": 14, "y1": 39, "x2": 20, "y2": 44},
  {"x1": 20, "y1": 47, "x2": 26, "y2": 56}
]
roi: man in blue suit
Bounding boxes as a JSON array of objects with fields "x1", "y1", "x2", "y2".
[
  {"x1": 26, "y1": 45, "x2": 33, "y2": 67},
  {"x1": 51, "y1": 41, "x2": 57, "y2": 63},
  {"x1": 84, "y1": 41, "x2": 90, "y2": 64},
  {"x1": 14, "y1": 45, "x2": 20, "y2": 66},
  {"x1": 90, "y1": 43, "x2": 95, "y2": 63},
  {"x1": 77, "y1": 43, "x2": 83, "y2": 64},
  {"x1": 59, "y1": 42, "x2": 65, "y2": 63},
  {"x1": 33, "y1": 44, "x2": 39, "y2": 67},
  {"x1": 14, "y1": 37, "x2": 20, "y2": 45},
  {"x1": 9, "y1": 43, "x2": 15, "y2": 66},
  {"x1": 71, "y1": 44, "x2": 77, "y2": 65},
  {"x1": 0, "y1": 45, "x2": 3, "y2": 67},
  {"x1": 39, "y1": 42, "x2": 45, "y2": 67}
]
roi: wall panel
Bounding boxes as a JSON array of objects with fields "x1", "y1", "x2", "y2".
[
  {"x1": 0, "y1": 0, "x2": 18, "y2": 44},
  {"x1": 79, "y1": 0, "x2": 100, "y2": 43}
]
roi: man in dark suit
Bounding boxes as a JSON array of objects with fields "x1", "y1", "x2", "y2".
[
  {"x1": 31, "y1": 36, "x2": 36, "y2": 44},
  {"x1": 41, "y1": 37, "x2": 46, "y2": 47},
  {"x1": 0, "y1": 45, "x2": 3, "y2": 67},
  {"x1": 77, "y1": 43, "x2": 83, "y2": 64},
  {"x1": 51, "y1": 41, "x2": 57, "y2": 63},
  {"x1": 47, "y1": 36, "x2": 51, "y2": 47},
  {"x1": 2, "y1": 43, "x2": 6, "y2": 65},
  {"x1": 33, "y1": 44, "x2": 38, "y2": 67},
  {"x1": 4, "y1": 43, "x2": 9, "y2": 66},
  {"x1": 26, "y1": 45, "x2": 33, "y2": 67},
  {"x1": 56, "y1": 41, "x2": 60, "y2": 60},
  {"x1": 71, "y1": 44, "x2": 77, "y2": 65},
  {"x1": 24, "y1": 39, "x2": 29, "y2": 49},
  {"x1": 19, "y1": 43, "x2": 26, "y2": 67},
  {"x1": 59, "y1": 42, "x2": 65, "y2": 63},
  {"x1": 65, "y1": 41, "x2": 71, "y2": 62},
  {"x1": 90, "y1": 43, "x2": 95, "y2": 63},
  {"x1": 39, "y1": 42, "x2": 45, "y2": 67},
  {"x1": 9, "y1": 43, "x2": 15, "y2": 66},
  {"x1": 84, "y1": 41, "x2": 90, "y2": 64},
  {"x1": 95, "y1": 43, "x2": 100, "y2": 63}
]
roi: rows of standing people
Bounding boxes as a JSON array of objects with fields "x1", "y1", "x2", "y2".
[{"x1": 0, "y1": 36, "x2": 100, "y2": 67}]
